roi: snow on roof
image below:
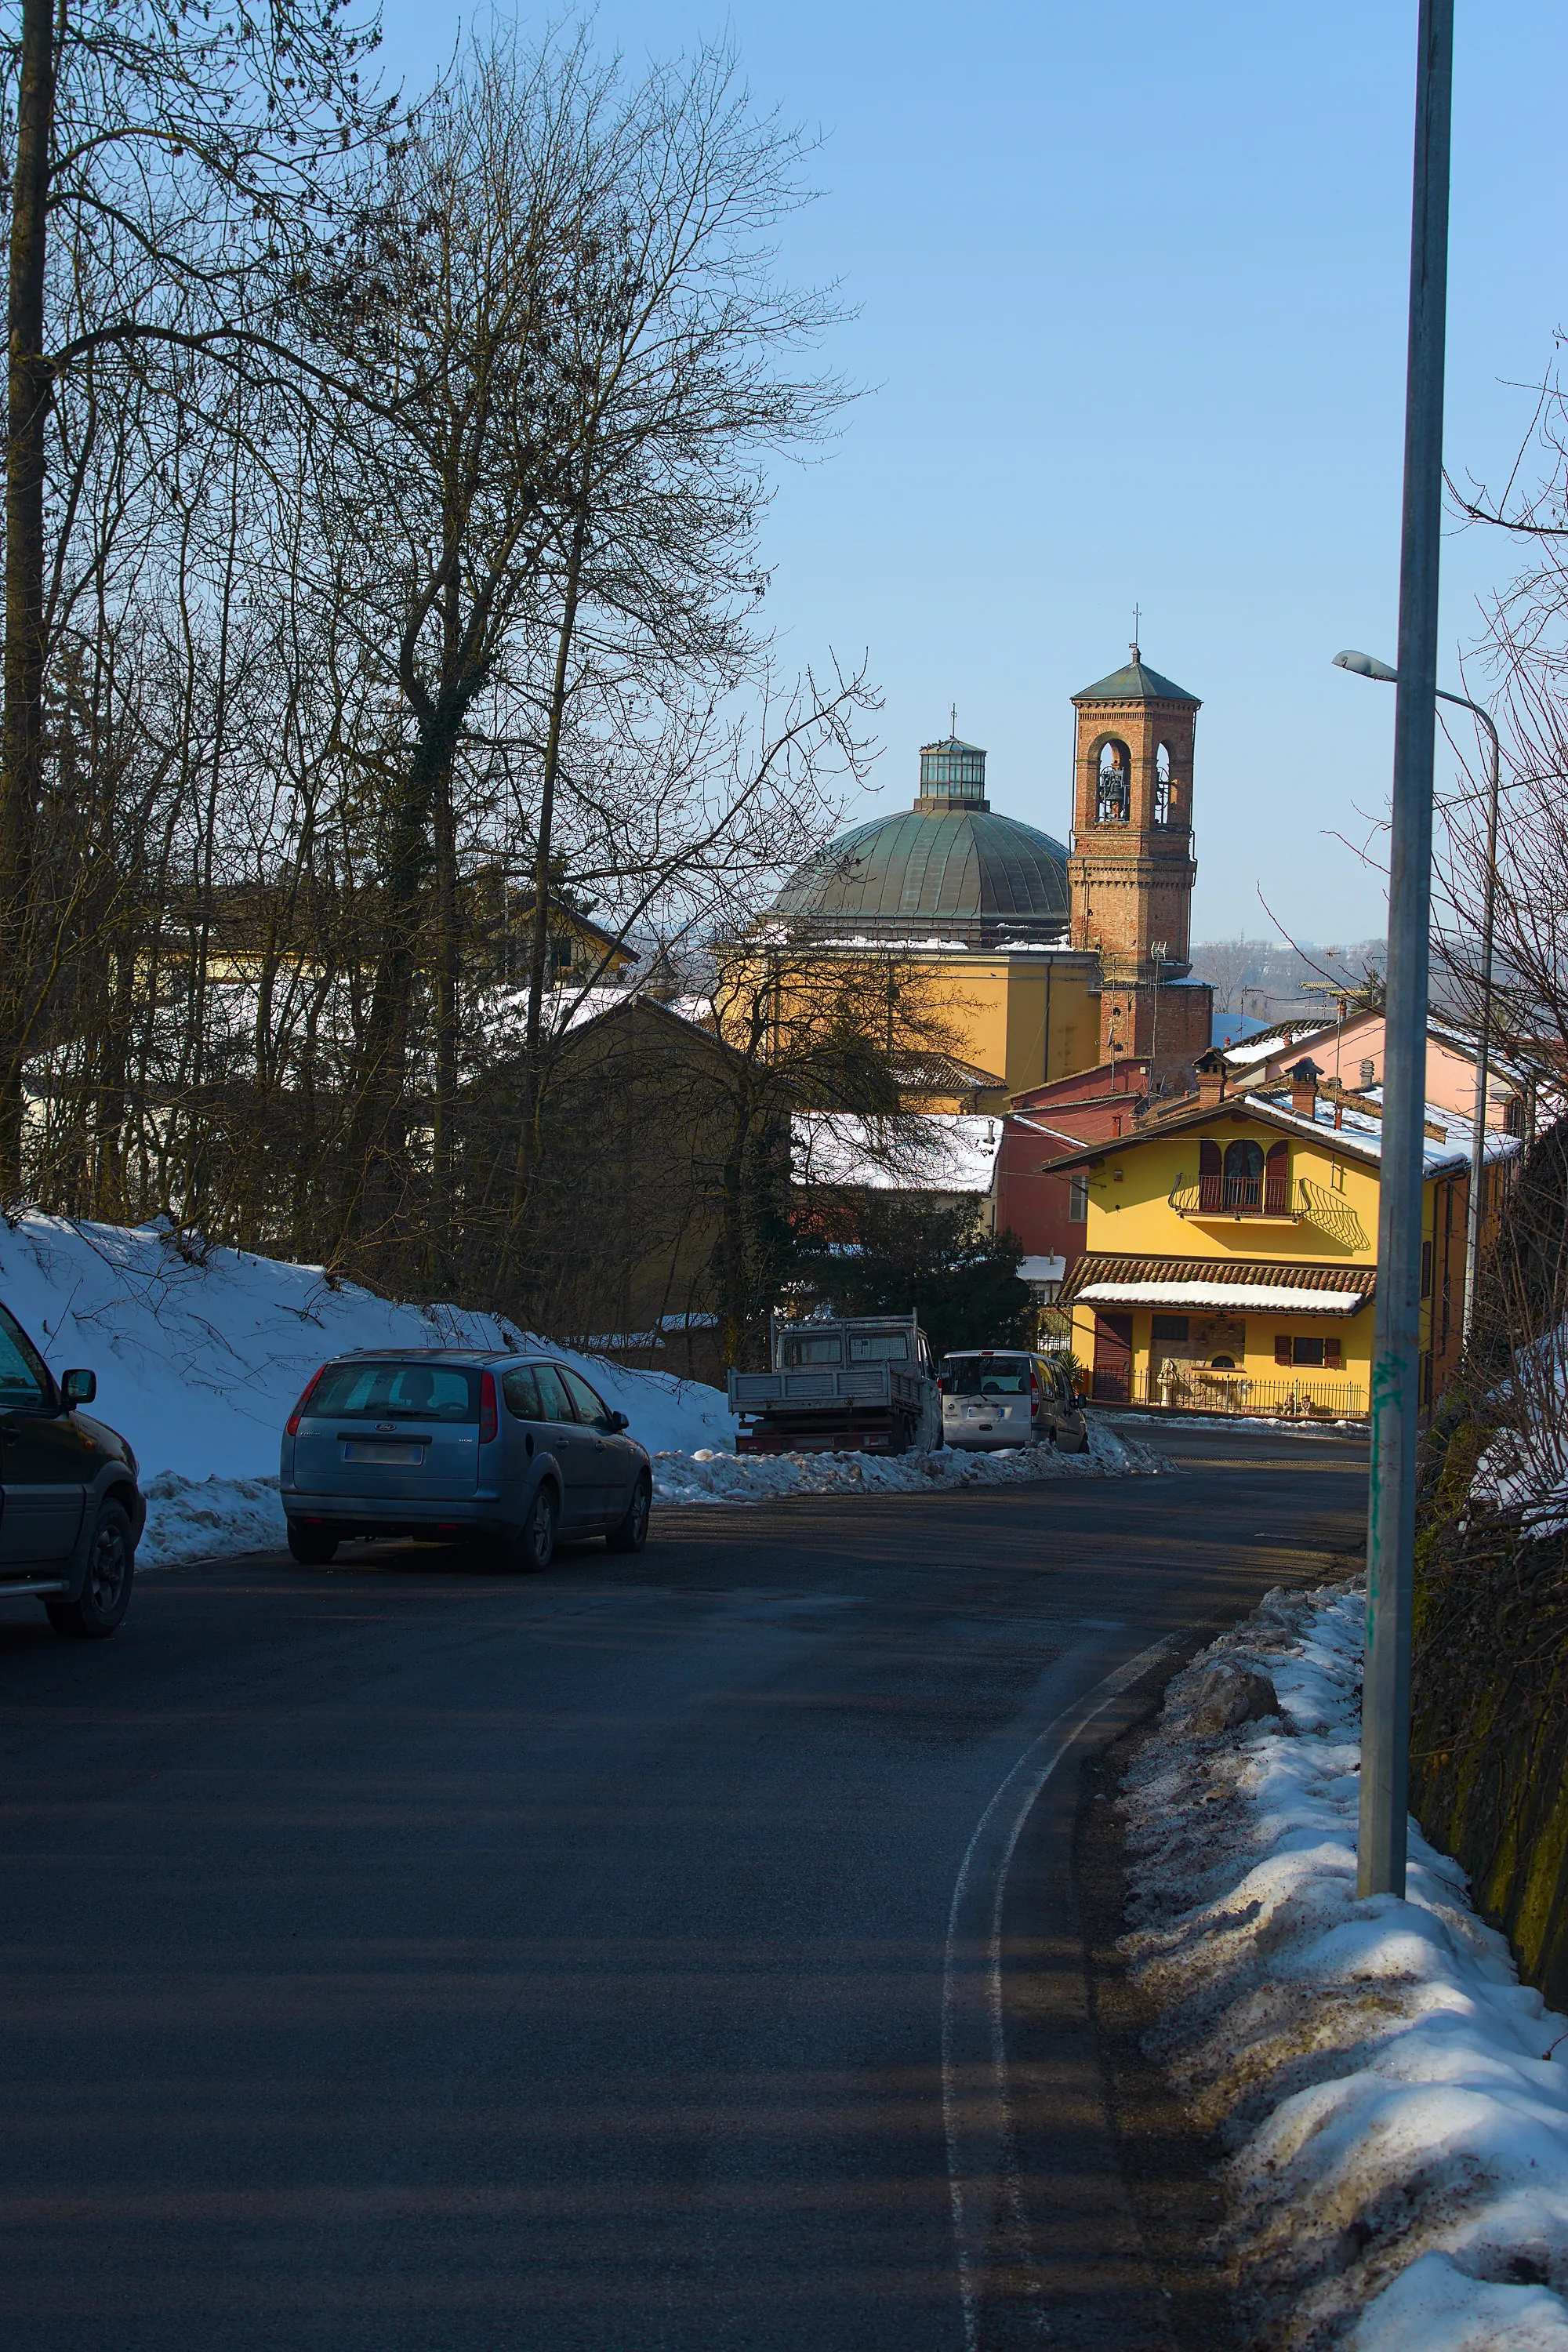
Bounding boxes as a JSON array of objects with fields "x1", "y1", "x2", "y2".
[
  {"x1": 1077, "y1": 1279, "x2": 1367, "y2": 1316},
  {"x1": 1008, "y1": 1112, "x2": 1089, "y2": 1145},
  {"x1": 1222, "y1": 1025, "x2": 1315, "y2": 1067},
  {"x1": 791, "y1": 1111, "x2": 1004, "y2": 1193},
  {"x1": 1018, "y1": 1254, "x2": 1066, "y2": 1284},
  {"x1": 1237, "y1": 1091, "x2": 1523, "y2": 1176}
]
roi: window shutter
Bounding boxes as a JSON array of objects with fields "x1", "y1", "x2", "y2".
[
  {"x1": 1274, "y1": 1334, "x2": 1291, "y2": 1366},
  {"x1": 1324, "y1": 1335, "x2": 1342, "y2": 1369}
]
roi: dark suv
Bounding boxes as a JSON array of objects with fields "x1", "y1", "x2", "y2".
[{"x1": 0, "y1": 1302, "x2": 144, "y2": 1637}]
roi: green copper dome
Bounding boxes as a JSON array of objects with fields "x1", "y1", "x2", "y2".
[{"x1": 771, "y1": 803, "x2": 1070, "y2": 949}]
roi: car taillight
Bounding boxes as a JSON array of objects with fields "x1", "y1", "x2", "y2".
[
  {"x1": 1030, "y1": 1372, "x2": 1040, "y2": 1396},
  {"x1": 285, "y1": 1365, "x2": 326, "y2": 1437},
  {"x1": 479, "y1": 1370, "x2": 498, "y2": 1444}
]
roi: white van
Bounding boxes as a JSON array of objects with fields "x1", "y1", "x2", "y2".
[{"x1": 938, "y1": 1349, "x2": 1089, "y2": 1453}]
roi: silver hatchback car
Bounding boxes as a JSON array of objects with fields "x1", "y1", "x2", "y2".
[{"x1": 279, "y1": 1349, "x2": 652, "y2": 1570}]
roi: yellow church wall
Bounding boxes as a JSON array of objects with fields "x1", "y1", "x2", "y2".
[
  {"x1": 728, "y1": 945, "x2": 1102, "y2": 1099},
  {"x1": 913, "y1": 953, "x2": 1098, "y2": 1094}
]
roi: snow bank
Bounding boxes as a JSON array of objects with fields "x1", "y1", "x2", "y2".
[
  {"x1": 0, "y1": 1214, "x2": 732, "y2": 1563},
  {"x1": 649, "y1": 1413, "x2": 1171, "y2": 1504},
  {"x1": 1121, "y1": 1583, "x2": 1568, "y2": 2351},
  {"x1": 1109, "y1": 1412, "x2": 1367, "y2": 1440},
  {"x1": 0, "y1": 1214, "x2": 1168, "y2": 1567}
]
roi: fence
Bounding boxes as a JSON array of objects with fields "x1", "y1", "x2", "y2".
[{"x1": 1089, "y1": 1364, "x2": 1367, "y2": 1420}]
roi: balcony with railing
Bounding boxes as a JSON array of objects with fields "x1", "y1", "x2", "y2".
[
  {"x1": 1169, "y1": 1173, "x2": 1301, "y2": 1221},
  {"x1": 1167, "y1": 1172, "x2": 1370, "y2": 1250}
]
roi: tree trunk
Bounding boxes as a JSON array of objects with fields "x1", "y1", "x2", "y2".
[
  {"x1": 0, "y1": 0, "x2": 56, "y2": 1192},
  {"x1": 504, "y1": 504, "x2": 587, "y2": 1256},
  {"x1": 429, "y1": 745, "x2": 459, "y2": 1282}
]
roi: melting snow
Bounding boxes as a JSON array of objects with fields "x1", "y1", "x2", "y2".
[
  {"x1": 1122, "y1": 1583, "x2": 1568, "y2": 2350},
  {"x1": 0, "y1": 1214, "x2": 1170, "y2": 1569}
]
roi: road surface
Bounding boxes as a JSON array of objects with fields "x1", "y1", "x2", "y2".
[{"x1": 0, "y1": 1421, "x2": 1367, "y2": 2349}]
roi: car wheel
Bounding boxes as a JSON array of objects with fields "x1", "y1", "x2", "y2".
[
  {"x1": 287, "y1": 1523, "x2": 339, "y2": 1565},
  {"x1": 45, "y1": 1499, "x2": 135, "y2": 1640},
  {"x1": 497, "y1": 1485, "x2": 557, "y2": 1573},
  {"x1": 604, "y1": 1473, "x2": 652, "y2": 1554}
]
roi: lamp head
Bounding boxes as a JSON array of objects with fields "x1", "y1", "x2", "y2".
[{"x1": 1334, "y1": 648, "x2": 1399, "y2": 684}]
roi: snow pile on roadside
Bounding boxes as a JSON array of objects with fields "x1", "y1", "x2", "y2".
[
  {"x1": 0, "y1": 1214, "x2": 735, "y2": 1564},
  {"x1": 1109, "y1": 1412, "x2": 1367, "y2": 1441},
  {"x1": 0, "y1": 1213, "x2": 1167, "y2": 1564},
  {"x1": 649, "y1": 1414, "x2": 1172, "y2": 1504},
  {"x1": 1120, "y1": 1583, "x2": 1568, "y2": 2350},
  {"x1": 140, "y1": 1472, "x2": 289, "y2": 1568}
]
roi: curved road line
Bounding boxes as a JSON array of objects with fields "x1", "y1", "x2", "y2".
[{"x1": 942, "y1": 1633, "x2": 1178, "y2": 2351}]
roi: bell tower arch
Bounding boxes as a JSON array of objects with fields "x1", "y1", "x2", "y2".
[{"x1": 1065, "y1": 645, "x2": 1210, "y2": 1075}]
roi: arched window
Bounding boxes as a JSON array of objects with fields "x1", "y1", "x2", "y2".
[
  {"x1": 1154, "y1": 742, "x2": 1172, "y2": 829},
  {"x1": 1095, "y1": 739, "x2": 1131, "y2": 825},
  {"x1": 1198, "y1": 1136, "x2": 1221, "y2": 1211},
  {"x1": 1222, "y1": 1138, "x2": 1263, "y2": 1208},
  {"x1": 1264, "y1": 1138, "x2": 1289, "y2": 1213}
]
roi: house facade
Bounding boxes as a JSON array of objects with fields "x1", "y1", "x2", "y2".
[
  {"x1": 1222, "y1": 1011, "x2": 1530, "y2": 1134},
  {"x1": 1050, "y1": 1053, "x2": 1516, "y2": 1420}
]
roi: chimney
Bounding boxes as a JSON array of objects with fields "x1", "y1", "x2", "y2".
[
  {"x1": 1289, "y1": 1057, "x2": 1322, "y2": 1120},
  {"x1": 1195, "y1": 1047, "x2": 1227, "y2": 1109}
]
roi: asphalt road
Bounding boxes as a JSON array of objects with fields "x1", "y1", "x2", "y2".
[{"x1": 0, "y1": 1421, "x2": 1368, "y2": 2351}]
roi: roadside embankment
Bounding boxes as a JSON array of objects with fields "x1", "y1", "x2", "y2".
[
  {"x1": 0, "y1": 1214, "x2": 1173, "y2": 1567},
  {"x1": 1120, "y1": 1581, "x2": 1568, "y2": 2352}
]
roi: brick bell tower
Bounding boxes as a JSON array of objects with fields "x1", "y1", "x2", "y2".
[{"x1": 1065, "y1": 641, "x2": 1213, "y2": 1082}]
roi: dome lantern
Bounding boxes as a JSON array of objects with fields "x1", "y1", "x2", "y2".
[{"x1": 916, "y1": 735, "x2": 989, "y2": 814}]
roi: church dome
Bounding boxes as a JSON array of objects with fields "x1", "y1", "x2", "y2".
[{"x1": 769, "y1": 735, "x2": 1070, "y2": 949}]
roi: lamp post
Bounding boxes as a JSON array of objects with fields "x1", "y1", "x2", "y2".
[
  {"x1": 1333, "y1": 0, "x2": 1454, "y2": 1906},
  {"x1": 1333, "y1": 650, "x2": 1500, "y2": 1347}
]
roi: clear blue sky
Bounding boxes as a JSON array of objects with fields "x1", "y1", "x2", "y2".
[{"x1": 378, "y1": 0, "x2": 1564, "y2": 945}]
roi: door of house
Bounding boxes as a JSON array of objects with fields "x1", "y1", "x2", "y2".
[{"x1": 1091, "y1": 1312, "x2": 1134, "y2": 1403}]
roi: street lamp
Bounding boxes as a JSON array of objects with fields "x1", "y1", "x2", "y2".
[
  {"x1": 1334, "y1": 0, "x2": 1453, "y2": 1907},
  {"x1": 1333, "y1": 649, "x2": 1501, "y2": 1347}
]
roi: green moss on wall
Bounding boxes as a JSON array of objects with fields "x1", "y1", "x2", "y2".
[{"x1": 1412, "y1": 1398, "x2": 1568, "y2": 2009}]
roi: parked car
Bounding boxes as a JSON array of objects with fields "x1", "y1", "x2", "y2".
[
  {"x1": 279, "y1": 1349, "x2": 652, "y2": 1569},
  {"x1": 0, "y1": 1301, "x2": 144, "y2": 1637},
  {"x1": 938, "y1": 1348, "x2": 1090, "y2": 1454}
]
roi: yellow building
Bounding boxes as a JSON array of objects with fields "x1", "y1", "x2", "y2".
[{"x1": 1050, "y1": 1051, "x2": 1501, "y2": 1421}]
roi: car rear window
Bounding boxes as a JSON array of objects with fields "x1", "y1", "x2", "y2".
[
  {"x1": 308, "y1": 1362, "x2": 479, "y2": 1422},
  {"x1": 942, "y1": 1356, "x2": 1030, "y2": 1396}
]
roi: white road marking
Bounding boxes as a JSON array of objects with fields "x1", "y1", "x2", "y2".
[{"x1": 942, "y1": 1633, "x2": 1178, "y2": 2350}]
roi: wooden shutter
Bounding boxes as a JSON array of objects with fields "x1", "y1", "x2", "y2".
[
  {"x1": 1274, "y1": 1334, "x2": 1291, "y2": 1366},
  {"x1": 1324, "y1": 1334, "x2": 1342, "y2": 1369}
]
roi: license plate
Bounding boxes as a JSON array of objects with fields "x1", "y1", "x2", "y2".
[{"x1": 343, "y1": 1440, "x2": 424, "y2": 1465}]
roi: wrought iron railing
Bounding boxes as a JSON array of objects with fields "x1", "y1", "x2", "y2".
[
  {"x1": 1090, "y1": 1364, "x2": 1365, "y2": 1418},
  {"x1": 1168, "y1": 1174, "x2": 1298, "y2": 1217},
  {"x1": 1165, "y1": 1171, "x2": 1372, "y2": 1249}
]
